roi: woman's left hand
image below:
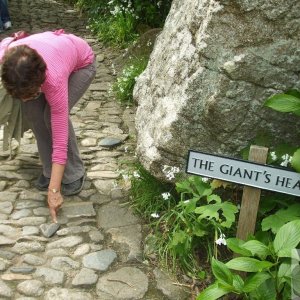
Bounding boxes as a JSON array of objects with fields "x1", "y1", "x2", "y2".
[{"x1": 48, "y1": 190, "x2": 63, "y2": 223}]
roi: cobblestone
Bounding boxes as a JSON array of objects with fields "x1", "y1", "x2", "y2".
[{"x1": 0, "y1": 0, "x2": 190, "y2": 299}]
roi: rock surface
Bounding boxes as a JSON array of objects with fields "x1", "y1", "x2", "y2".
[{"x1": 134, "y1": 0, "x2": 300, "y2": 179}]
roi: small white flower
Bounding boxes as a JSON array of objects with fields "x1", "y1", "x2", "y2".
[
  {"x1": 161, "y1": 192, "x2": 171, "y2": 200},
  {"x1": 215, "y1": 233, "x2": 227, "y2": 246},
  {"x1": 202, "y1": 177, "x2": 209, "y2": 183},
  {"x1": 270, "y1": 151, "x2": 277, "y2": 161},
  {"x1": 133, "y1": 171, "x2": 141, "y2": 178},
  {"x1": 183, "y1": 200, "x2": 190, "y2": 204},
  {"x1": 151, "y1": 213, "x2": 159, "y2": 218},
  {"x1": 280, "y1": 154, "x2": 292, "y2": 167}
]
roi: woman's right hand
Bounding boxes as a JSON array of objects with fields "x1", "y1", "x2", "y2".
[{"x1": 48, "y1": 190, "x2": 63, "y2": 223}]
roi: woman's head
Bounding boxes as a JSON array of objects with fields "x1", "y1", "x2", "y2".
[{"x1": 1, "y1": 45, "x2": 46, "y2": 101}]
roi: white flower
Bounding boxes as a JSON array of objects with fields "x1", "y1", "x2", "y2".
[
  {"x1": 280, "y1": 154, "x2": 292, "y2": 167},
  {"x1": 133, "y1": 171, "x2": 140, "y2": 178},
  {"x1": 162, "y1": 165, "x2": 180, "y2": 181},
  {"x1": 151, "y1": 213, "x2": 159, "y2": 218},
  {"x1": 161, "y1": 192, "x2": 171, "y2": 200},
  {"x1": 215, "y1": 233, "x2": 227, "y2": 246},
  {"x1": 183, "y1": 200, "x2": 190, "y2": 204},
  {"x1": 270, "y1": 151, "x2": 277, "y2": 161},
  {"x1": 202, "y1": 177, "x2": 209, "y2": 183}
]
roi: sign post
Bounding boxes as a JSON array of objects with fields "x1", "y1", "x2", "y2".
[{"x1": 236, "y1": 146, "x2": 268, "y2": 240}]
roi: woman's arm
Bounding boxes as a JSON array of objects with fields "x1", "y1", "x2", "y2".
[{"x1": 48, "y1": 162, "x2": 65, "y2": 223}]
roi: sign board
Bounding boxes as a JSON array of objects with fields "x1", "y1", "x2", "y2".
[{"x1": 186, "y1": 150, "x2": 300, "y2": 197}]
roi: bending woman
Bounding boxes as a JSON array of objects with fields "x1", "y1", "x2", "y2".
[{"x1": 0, "y1": 30, "x2": 96, "y2": 222}]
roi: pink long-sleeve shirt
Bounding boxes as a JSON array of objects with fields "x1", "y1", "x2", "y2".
[{"x1": 0, "y1": 30, "x2": 94, "y2": 164}]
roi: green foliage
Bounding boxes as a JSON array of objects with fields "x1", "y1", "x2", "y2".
[
  {"x1": 66, "y1": 0, "x2": 172, "y2": 47},
  {"x1": 261, "y1": 203, "x2": 300, "y2": 234},
  {"x1": 264, "y1": 90, "x2": 300, "y2": 172},
  {"x1": 197, "y1": 220, "x2": 300, "y2": 300},
  {"x1": 129, "y1": 164, "x2": 175, "y2": 220},
  {"x1": 111, "y1": 57, "x2": 148, "y2": 103},
  {"x1": 131, "y1": 174, "x2": 238, "y2": 278},
  {"x1": 89, "y1": 13, "x2": 138, "y2": 47}
]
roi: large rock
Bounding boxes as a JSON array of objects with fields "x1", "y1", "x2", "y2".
[{"x1": 134, "y1": 0, "x2": 300, "y2": 179}]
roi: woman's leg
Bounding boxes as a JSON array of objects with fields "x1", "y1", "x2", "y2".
[
  {"x1": 44, "y1": 59, "x2": 97, "y2": 184},
  {"x1": 22, "y1": 94, "x2": 53, "y2": 179}
]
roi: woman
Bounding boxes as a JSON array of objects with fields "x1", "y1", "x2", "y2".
[{"x1": 0, "y1": 30, "x2": 96, "y2": 222}]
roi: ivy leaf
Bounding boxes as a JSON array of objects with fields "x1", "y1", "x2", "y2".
[
  {"x1": 273, "y1": 220, "x2": 300, "y2": 256},
  {"x1": 226, "y1": 257, "x2": 273, "y2": 272},
  {"x1": 169, "y1": 230, "x2": 188, "y2": 247},
  {"x1": 207, "y1": 194, "x2": 222, "y2": 204},
  {"x1": 264, "y1": 93, "x2": 300, "y2": 113},
  {"x1": 291, "y1": 148, "x2": 300, "y2": 172},
  {"x1": 195, "y1": 201, "x2": 238, "y2": 228}
]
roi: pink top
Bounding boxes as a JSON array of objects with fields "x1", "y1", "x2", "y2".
[{"x1": 0, "y1": 30, "x2": 94, "y2": 164}]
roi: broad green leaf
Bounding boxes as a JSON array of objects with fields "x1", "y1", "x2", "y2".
[
  {"x1": 232, "y1": 274, "x2": 244, "y2": 293},
  {"x1": 264, "y1": 93, "x2": 300, "y2": 113},
  {"x1": 195, "y1": 202, "x2": 238, "y2": 228},
  {"x1": 249, "y1": 278, "x2": 277, "y2": 300},
  {"x1": 226, "y1": 238, "x2": 252, "y2": 257},
  {"x1": 292, "y1": 265, "x2": 300, "y2": 296},
  {"x1": 291, "y1": 148, "x2": 300, "y2": 172},
  {"x1": 226, "y1": 257, "x2": 273, "y2": 272},
  {"x1": 277, "y1": 261, "x2": 292, "y2": 289},
  {"x1": 243, "y1": 272, "x2": 271, "y2": 293},
  {"x1": 261, "y1": 204, "x2": 300, "y2": 234},
  {"x1": 196, "y1": 282, "x2": 230, "y2": 300},
  {"x1": 293, "y1": 109, "x2": 300, "y2": 116},
  {"x1": 241, "y1": 240, "x2": 271, "y2": 260},
  {"x1": 278, "y1": 247, "x2": 300, "y2": 258},
  {"x1": 211, "y1": 258, "x2": 233, "y2": 286},
  {"x1": 286, "y1": 89, "x2": 300, "y2": 99},
  {"x1": 273, "y1": 220, "x2": 300, "y2": 254}
]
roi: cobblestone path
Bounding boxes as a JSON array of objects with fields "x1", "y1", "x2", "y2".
[{"x1": 0, "y1": 0, "x2": 190, "y2": 299}]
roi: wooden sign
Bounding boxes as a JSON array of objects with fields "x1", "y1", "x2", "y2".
[{"x1": 187, "y1": 149, "x2": 300, "y2": 197}]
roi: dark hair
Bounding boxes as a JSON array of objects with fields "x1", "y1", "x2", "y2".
[{"x1": 1, "y1": 45, "x2": 46, "y2": 99}]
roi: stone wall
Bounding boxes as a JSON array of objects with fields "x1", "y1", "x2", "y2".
[{"x1": 133, "y1": 0, "x2": 300, "y2": 179}]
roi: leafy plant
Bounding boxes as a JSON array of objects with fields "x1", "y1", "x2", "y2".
[
  {"x1": 197, "y1": 220, "x2": 300, "y2": 300},
  {"x1": 111, "y1": 56, "x2": 148, "y2": 103},
  {"x1": 264, "y1": 90, "x2": 300, "y2": 172},
  {"x1": 66, "y1": 0, "x2": 172, "y2": 47},
  {"x1": 129, "y1": 164, "x2": 175, "y2": 220},
  {"x1": 149, "y1": 176, "x2": 238, "y2": 277}
]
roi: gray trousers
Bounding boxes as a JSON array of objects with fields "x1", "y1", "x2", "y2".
[{"x1": 23, "y1": 60, "x2": 97, "y2": 184}]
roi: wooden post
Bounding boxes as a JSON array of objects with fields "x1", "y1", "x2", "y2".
[{"x1": 236, "y1": 145, "x2": 268, "y2": 241}]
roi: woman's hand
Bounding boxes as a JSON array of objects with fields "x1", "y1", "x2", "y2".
[{"x1": 48, "y1": 190, "x2": 63, "y2": 223}]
